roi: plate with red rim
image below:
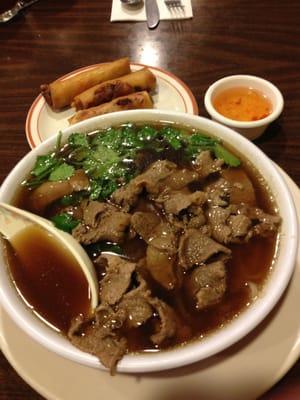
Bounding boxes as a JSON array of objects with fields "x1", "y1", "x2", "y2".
[{"x1": 25, "y1": 63, "x2": 199, "y2": 149}]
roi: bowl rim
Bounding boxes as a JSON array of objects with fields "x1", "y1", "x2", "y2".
[
  {"x1": 0, "y1": 109, "x2": 297, "y2": 373},
  {"x1": 204, "y1": 74, "x2": 284, "y2": 128}
]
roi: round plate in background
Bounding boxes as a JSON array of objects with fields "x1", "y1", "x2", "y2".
[{"x1": 25, "y1": 63, "x2": 199, "y2": 149}]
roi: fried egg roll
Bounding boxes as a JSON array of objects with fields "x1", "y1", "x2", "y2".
[
  {"x1": 41, "y1": 58, "x2": 131, "y2": 110},
  {"x1": 71, "y1": 68, "x2": 157, "y2": 110},
  {"x1": 68, "y1": 91, "x2": 153, "y2": 125}
]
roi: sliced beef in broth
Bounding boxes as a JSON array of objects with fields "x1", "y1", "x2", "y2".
[
  {"x1": 186, "y1": 261, "x2": 227, "y2": 310},
  {"x1": 72, "y1": 201, "x2": 131, "y2": 244},
  {"x1": 97, "y1": 255, "x2": 136, "y2": 305},
  {"x1": 179, "y1": 229, "x2": 231, "y2": 270}
]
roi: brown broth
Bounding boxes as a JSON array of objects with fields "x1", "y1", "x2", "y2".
[
  {"x1": 5, "y1": 224, "x2": 91, "y2": 333},
  {"x1": 120, "y1": 213, "x2": 277, "y2": 353}
]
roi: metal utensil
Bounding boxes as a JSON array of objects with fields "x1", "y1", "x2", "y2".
[
  {"x1": 145, "y1": 0, "x2": 160, "y2": 29},
  {"x1": 120, "y1": 0, "x2": 159, "y2": 30},
  {"x1": 120, "y1": 0, "x2": 143, "y2": 5},
  {"x1": 164, "y1": 0, "x2": 184, "y2": 8},
  {"x1": 0, "y1": 0, "x2": 40, "y2": 23}
]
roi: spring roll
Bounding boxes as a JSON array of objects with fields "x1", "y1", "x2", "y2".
[
  {"x1": 68, "y1": 91, "x2": 153, "y2": 125},
  {"x1": 40, "y1": 58, "x2": 131, "y2": 110},
  {"x1": 71, "y1": 68, "x2": 157, "y2": 110}
]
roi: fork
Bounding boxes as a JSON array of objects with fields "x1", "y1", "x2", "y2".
[
  {"x1": 0, "y1": 0, "x2": 40, "y2": 23},
  {"x1": 164, "y1": 0, "x2": 184, "y2": 8}
]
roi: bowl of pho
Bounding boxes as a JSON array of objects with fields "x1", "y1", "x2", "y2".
[{"x1": 0, "y1": 110, "x2": 297, "y2": 374}]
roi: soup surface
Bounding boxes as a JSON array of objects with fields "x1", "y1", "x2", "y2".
[{"x1": 8, "y1": 122, "x2": 280, "y2": 373}]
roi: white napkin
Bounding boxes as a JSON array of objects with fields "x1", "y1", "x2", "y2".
[{"x1": 111, "y1": 0, "x2": 193, "y2": 22}]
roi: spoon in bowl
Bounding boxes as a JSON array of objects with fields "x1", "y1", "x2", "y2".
[{"x1": 0, "y1": 202, "x2": 98, "y2": 309}]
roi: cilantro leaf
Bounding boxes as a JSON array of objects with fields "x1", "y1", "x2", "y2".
[
  {"x1": 214, "y1": 143, "x2": 241, "y2": 167},
  {"x1": 91, "y1": 128, "x2": 123, "y2": 150},
  {"x1": 137, "y1": 126, "x2": 158, "y2": 142},
  {"x1": 89, "y1": 179, "x2": 118, "y2": 200},
  {"x1": 31, "y1": 154, "x2": 58, "y2": 177},
  {"x1": 26, "y1": 123, "x2": 241, "y2": 203},
  {"x1": 160, "y1": 127, "x2": 183, "y2": 150},
  {"x1": 49, "y1": 163, "x2": 75, "y2": 181},
  {"x1": 51, "y1": 213, "x2": 79, "y2": 233},
  {"x1": 68, "y1": 133, "x2": 89, "y2": 148},
  {"x1": 92, "y1": 145, "x2": 119, "y2": 164}
]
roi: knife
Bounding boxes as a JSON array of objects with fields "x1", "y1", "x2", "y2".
[{"x1": 145, "y1": 0, "x2": 160, "y2": 29}]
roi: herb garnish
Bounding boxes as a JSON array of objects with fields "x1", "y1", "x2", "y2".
[{"x1": 25, "y1": 124, "x2": 240, "y2": 200}]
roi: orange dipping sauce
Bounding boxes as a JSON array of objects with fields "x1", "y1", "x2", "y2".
[{"x1": 213, "y1": 87, "x2": 272, "y2": 122}]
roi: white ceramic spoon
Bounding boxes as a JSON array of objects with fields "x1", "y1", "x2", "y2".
[{"x1": 0, "y1": 202, "x2": 98, "y2": 309}]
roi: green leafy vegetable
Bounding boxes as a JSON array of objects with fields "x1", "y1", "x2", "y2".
[
  {"x1": 92, "y1": 145, "x2": 119, "y2": 164},
  {"x1": 82, "y1": 157, "x2": 109, "y2": 179},
  {"x1": 51, "y1": 213, "x2": 79, "y2": 233},
  {"x1": 68, "y1": 147, "x2": 90, "y2": 163},
  {"x1": 25, "y1": 154, "x2": 60, "y2": 188},
  {"x1": 213, "y1": 143, "x2": 241, "y2": 167},
  {"x1": 183, "y1": 132, "x2": 240, "y2": 167},
  {"x1": 26, "y1": 123, "x2": 241, "y2": 201},
  {"x1": 184, "y1": 133, "x2": 217, "y2": 158},
  {"x1": 68, "y1": 133, "x2": 89, "y2": 148},
  {"x1": 87, "y1": 242, "x2": 123, "y2": 257},
  {"x1": 60, "y1": 193, "x2": 85, "y2": 206},
  {"x1": 160, "y1": 127, "x2": 183, "y2": 150},
  {"x1": 137, "y1": 125, "x2": 158, "y2": 142},
  {"x1": 91, "y1": 128, "x2": 123, "y2": 150},
  {"x1": 49, "y1": 163, "x2": 75, "y2": 182},
  {"x1": 31, "y1": 154, "x2": 58, "y2": 178},
  {"x1": 89, "y1": 179, "x2": 118, "y2": 200}
]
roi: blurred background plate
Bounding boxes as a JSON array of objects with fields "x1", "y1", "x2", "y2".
[
  {"x1": 0, "y1": 167, "x2": 299, "y2": 400},
  {"x1": 25, "y1": 63, "x2": 199, "y2": 149}
]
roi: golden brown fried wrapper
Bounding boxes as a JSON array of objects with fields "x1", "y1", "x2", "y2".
[
  {"x1": 68, "y1": 91, "x2": 153, "y2": 125},
  {"x1": 71, "y1": 68, "x2": 157, "y2": 110},
  {"x1": 40, "y1": 58, "x2": 131, "y2": 110}
]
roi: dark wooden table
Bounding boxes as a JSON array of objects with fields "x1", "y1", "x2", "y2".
[{"x1": 0, "y1": 0, "x2": 300, "y2": 398}]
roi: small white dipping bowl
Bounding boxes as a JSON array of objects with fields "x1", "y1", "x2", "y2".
[
  {"x1": 204, "y1": 75, "x2": 284, "y2": 140},
  {"x1": 0, "y1": 110, "x2": 297, "y2": 373}
]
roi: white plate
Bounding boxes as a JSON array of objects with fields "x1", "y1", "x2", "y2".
[
  {"x1": 0, "y1": 167, "x2": 299, "y2": 400},
  {"x1": 25, "y1": 63, "x2": 199, "y2": 149}
]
